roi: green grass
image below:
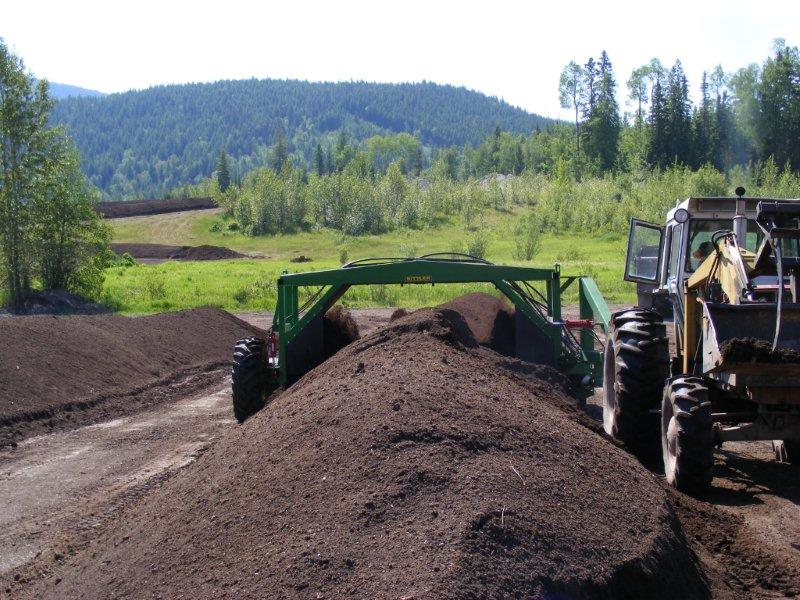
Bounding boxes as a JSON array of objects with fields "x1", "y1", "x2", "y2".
[{"x1": 103, "y1": 209, "x2": 635, "y2": 314}]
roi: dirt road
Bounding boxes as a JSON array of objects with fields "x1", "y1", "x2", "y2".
[{"x1": 0, "y1": 371, "x2": 231, "y2": 577}]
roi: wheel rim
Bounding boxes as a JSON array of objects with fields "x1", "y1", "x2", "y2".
[
  {"x1": 602, "y1": 339, "x2": 617, "y2": 436},
  {"x1": 662, "y1": 395, "x2": 677, "y2": 481}
]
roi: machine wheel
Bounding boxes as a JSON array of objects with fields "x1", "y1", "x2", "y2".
[
  {"x1": 232, "y1": 337, "x2": 268, "y2": 423},
  {"x1": 662, "y1": 376, "x2": 714, "y2": 493},
  {"x1": 773, "y1": 439, "x2": 800, "y2": 465},
  {"x1": 785, "y1": 440, "x2": 800, "y2": 464},
  {"x1": 602, "y1": 309, "x2": 670, "y2": 459}
]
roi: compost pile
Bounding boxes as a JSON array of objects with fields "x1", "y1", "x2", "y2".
[
  {"x1": 0, "y1": 308, "x2": 262, "y2": 443},
  {"x1": 23, "y1": 295, "x2": 709, "y2": 599},
  {"x1": 720, "y1": 337, "x2": 800, "y2": 364},
  {"x1": 112, "y1": 243, "x2": 244, "y2": 261}
]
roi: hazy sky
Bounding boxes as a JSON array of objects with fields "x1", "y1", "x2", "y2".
[{"x1": 3, "y1": 0, "x2": 799, "y2": 119}]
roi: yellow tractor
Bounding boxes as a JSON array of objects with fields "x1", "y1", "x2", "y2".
[{"x1": 604, "y1": 189, "x2": 800, "y2": 492}]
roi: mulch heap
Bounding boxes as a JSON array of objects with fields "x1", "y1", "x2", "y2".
[
  {"x1": 0, "y1": 308, "x2": 263, "y2": 444},
  {"x1": 112, "y1": 243, "x2": 244, "y2": 261},
  {"x1": 20, "y1": 294, "x2": 709, "y2": 599},
  {"x1": 720, "y1": 336, "x2": 800, "y2": 364}
]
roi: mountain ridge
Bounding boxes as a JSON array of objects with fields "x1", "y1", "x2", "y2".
[{"x1": 50, "y1": 78, "x2": 555, "y2": 198}]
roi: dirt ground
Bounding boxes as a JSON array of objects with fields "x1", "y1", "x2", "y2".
[
  {"x1": 0, "y1": 304, "x2": 798, "y2": 598},
  {"x1": 0, "y1": 375, "x2": 231, "y2": 576}
]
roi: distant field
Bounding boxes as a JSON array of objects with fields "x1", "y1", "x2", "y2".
[{"x1": 103, "y1": 208, "x2": 635, "y2": 313}]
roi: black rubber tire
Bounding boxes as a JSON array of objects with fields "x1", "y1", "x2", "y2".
[
  {"x1": 602, "y1": 308, "x2": 670, "y2": 459},
  {"x1": 662, "y1": 376, "x2": 714, "y2": 493},
  {"x1": 781, "y1": 439, "x2": 800, "y2": 465},
  {"x1": 232, "y1": 337, "x2": 268, "y2": 423}
]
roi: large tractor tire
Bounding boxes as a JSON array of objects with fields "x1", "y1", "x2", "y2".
[
  {"x1": 662, "y1": 376, "x2": 714, "y2": 493},
  {"x1": 773, "y1": 439, "x2": 800, "y2": 465},
  {"x1": 602, "y1": 308, "x2": 670, "y2": 459},
  {"x1": 232, "y1": 336, "x2": 268, "y2": 423}
]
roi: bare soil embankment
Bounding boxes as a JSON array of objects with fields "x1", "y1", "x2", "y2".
[
  {"x1": 111, "y1": 243, "x2": 244, "y2": 261},
  {"x1": 97, "y1": 197, "x2": 215, "y2": 219},
  {"x1": 16, "y1": 295, "x2": 709, "y2": 599},
  {"x1": 0, "y1": 308, "x2": 263, "y2": 445}
]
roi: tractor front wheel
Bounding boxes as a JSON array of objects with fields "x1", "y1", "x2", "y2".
[
  {"x1": 232, "y1": 336, "x2": 268, "y2": 423},
  {"x1": 662, "y1": 376, "x2": 714, "y2": 493},
  {"x1": 602, "y1": 309, "x2": 670, "y2": 460}
]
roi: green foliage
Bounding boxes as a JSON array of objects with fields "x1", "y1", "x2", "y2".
[
  {"x1": 0, "y1": 41, "x2": 110, "y2": 309},
  {"x1": 51, "y1": 80, "x2": 553, "y2": 198},
  {"x1": 215, "y1": 150, "x2": 231, "y2": 192},
  {"x1": 466, "y1": 229, "x2": 490, "y2": 259},
  {"x1": 512, "y1": 211, "x2": 544, "y2": 261}
]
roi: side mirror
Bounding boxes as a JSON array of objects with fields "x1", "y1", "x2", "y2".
[{"x1": 625, "y1": 219, "x2": 664, "y2": 284}]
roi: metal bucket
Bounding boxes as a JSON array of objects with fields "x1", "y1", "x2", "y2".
[{"x1": 702, "y1": 302, "x2": 800, "y2": 381}]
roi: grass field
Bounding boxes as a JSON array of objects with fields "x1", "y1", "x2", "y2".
[{"x1": 103, "y1": 208, "x2": 636, "y2": 313}]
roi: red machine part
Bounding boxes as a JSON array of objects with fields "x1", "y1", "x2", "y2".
[
  {"x1": 267, "y1": 331, "x2": 278, "y2": 360},
  {"x1": 565, "y1": 319, "x2": 594, "y2": 330}
]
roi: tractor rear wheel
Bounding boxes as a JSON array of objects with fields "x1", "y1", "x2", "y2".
[
  {"x1": 232, "y1": 336, "x2": 268, "y2": 423},
  {"x1": 662, "y1": 376, "x2": 714, "y2": 493},
  {"x1": 602, "y1": 308, "x2": 670, "y2": 459},
  {"x1": 785, "y1": 440, "x2": 800, "y2": 465},
  {"x1": 774, "y1": 439, "x2": 800, "y2": 465}
]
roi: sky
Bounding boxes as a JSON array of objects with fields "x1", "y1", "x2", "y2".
[{"x1": 3, "y1": 0, "x2": 799, "y2": 120}]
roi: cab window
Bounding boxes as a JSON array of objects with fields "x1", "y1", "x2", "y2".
[
  {"x1": 668, "y1": 223, "x2": 682, "y2": 277},
  {"x1": 685, "y1": 219, "x2": 764, "y2": 272}
]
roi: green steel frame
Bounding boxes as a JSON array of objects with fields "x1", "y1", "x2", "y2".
[{"x1": 270, "y1": 256, "x2": 611, "y2": 397}]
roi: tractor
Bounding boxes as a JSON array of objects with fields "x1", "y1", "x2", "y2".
[{"x1": 605, "y1": 189, "x2": 800, "y2": 492}]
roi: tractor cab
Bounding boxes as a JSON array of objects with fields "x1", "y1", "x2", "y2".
[{"x1": 624, "y1": 196, "x2": 771, "y2": 318}]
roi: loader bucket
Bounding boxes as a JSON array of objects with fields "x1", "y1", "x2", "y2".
[{"x1": 702, "y1": 302, "x2": 800, "y2": 377}]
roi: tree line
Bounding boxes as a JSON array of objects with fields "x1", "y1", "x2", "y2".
[
  {"x1": 0, "y1": 40, "x2": 108, "y2": 311},
  {"x1": 558, "y1": 40, "x2": 800, "y2": 174},
  {"x1": 50, "y1": 79, "x2": 553, "y2": 199}
]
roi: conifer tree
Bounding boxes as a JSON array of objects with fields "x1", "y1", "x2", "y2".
[
  {"x1": 583, "y1": 51, "x2": 620, "y2": 170},
  {"x1": 313, "y1": 143, "x2": 325, "y2": 175},
  {"x1": 215, "y1": 150, "x2": 231, "y2": 192},
  {"x1": 271, "y1": 124, "x2": 289, "y2": 173},
  {"x1": 692, "y1": 72, "x2": 713, "y2": 167},
  {"x1": 647, "y1": 78, "x2": 669, "y2": 167}
]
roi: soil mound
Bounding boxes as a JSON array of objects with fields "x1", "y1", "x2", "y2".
[
  {"x1": 23, "y1": 297, "x2": 708, "y2": 599},
  {"x1": 5, "y1": 289, "x2": 109, "y2": 316},
  {"x1": 97, "y1": 197, "x2": 215, "y2": 219},
  {"x1": 0, "y1": 308, "x2": 263, "y2": 444},
  {"x1": 111, "y1": 243, "x2": 243, "y2": 261},
  {"x1": 323, "y1": 306, "x2": 360, "y2": 357},
  {"x1": 441, "y1": 292, "x2": 516, "y2": 355},
  {"x1": 389, "y1": 307, "x2": 410, "y2": 321}
]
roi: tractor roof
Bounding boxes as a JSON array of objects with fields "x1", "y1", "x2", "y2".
[{"x1": 667, "y1": 197, "x2": 800, "y2": 222}]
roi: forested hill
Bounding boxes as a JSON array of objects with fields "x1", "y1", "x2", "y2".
[{"x1": 51, "y1": 79, "x2": 554, "y2": 198}]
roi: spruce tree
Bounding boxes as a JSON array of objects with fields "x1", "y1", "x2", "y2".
[
  {"x1": 216, "y1": 150, "x2": 231, "y2": 192},
  {"x1": 271, "y1": 124, "x2": 289, "y2": 173},
  {"x1": 692, "y1": 72, "x2": 713, "y2": 167},
  {"x1": 665, "y1": 60, "x2": 692, "y2": 165},
  {"x1": 313, "y1": 143, "x2": 325, "y2": 175},
  {"x1": 647, "y1": 79, "x2": 669, "y2": 167},
  {"x1": 583, "y1": 51, "x2": 620, "y2": 171}
]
